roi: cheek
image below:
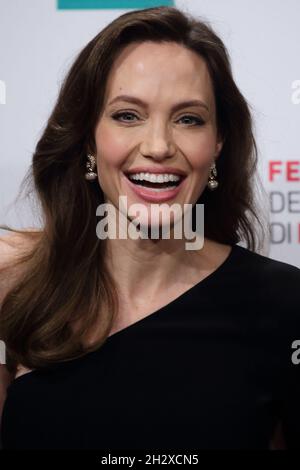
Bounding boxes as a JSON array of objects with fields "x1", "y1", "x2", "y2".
[
  {"x1": 95, "y1": 120, "x2": 217, "y2": 173},
  {"x1": 183, "y1": 132, "x2": 216, "y2": 172},
  {"x1": 95, "y1": 123, "x2": 130, "y2": 168}
]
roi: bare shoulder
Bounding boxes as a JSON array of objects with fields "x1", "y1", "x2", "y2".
[
  {"x1": 195, "y1": 238, "x2": 232, "y2": 269},
  {"x1": 0, "y1": 229, "x2": 43, "y2": 304},
  {"x1": 0, "y1": 229, "x2": 42, "y2": 265},
  {"x1": 207, "y1": 239, "x2": 232, "y2": 258}
]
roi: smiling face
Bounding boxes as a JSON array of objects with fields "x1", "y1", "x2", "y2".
[{"x1": 94, "y1": 41, "x2": 223, "y2": 232}]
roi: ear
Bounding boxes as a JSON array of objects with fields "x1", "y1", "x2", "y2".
[{"x1": 215, "y1": 137, "x2": 224, "y2": 159}]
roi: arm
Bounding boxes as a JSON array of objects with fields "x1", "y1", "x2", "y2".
[
  {"x1": 0, "y1": 232, "x2": 36, "y2": 424},
  {"x1": 280, "y1": 355, "x2": 300, "y2": 449},
  {"x1": 276, "y1": 265, "x2": 300, "y2": 449},
  {"x1": 0, "y1": 365, "x2": 14, "y2": 427}
]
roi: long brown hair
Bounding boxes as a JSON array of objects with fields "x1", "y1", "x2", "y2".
[{"x1": 0, "y1": 6, "x2": 269, "y2": 372}]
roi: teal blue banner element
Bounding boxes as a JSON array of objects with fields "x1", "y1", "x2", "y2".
[{"x1": 58, "y1": 0, "x2": 174, "y2": 9}]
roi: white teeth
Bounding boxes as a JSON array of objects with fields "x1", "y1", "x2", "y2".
[
  {"x1": 146, "y1": 186, "x2": 178, "y2": 192},
  {"x1": 128, "y1": 172, "x2": 181, "y2": 183}
]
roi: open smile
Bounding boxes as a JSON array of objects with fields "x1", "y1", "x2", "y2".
[{"x1": 123, "y1": 171, "x2": 187, "y2": 203}]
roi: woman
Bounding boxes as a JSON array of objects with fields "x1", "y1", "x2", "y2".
[{"x1": 0, "y1": 6, "x2": 299, "y2": 450}]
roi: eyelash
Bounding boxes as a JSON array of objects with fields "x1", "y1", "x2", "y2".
[{"x1": 111, "y1": 111, "x2": 205, "y2": 126}]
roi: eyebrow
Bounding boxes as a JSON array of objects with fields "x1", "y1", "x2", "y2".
[{"x1": 107, "y1": 94, "x2": 209, "y2": 112}]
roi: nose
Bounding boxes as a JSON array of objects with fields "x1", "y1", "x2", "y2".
[{"x1": 139, "y1": 122, "x2": 176, "y2": 161}]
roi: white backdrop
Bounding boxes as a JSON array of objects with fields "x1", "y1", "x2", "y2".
[{"x1": 0, "y1": 0, "x2": 299, "y2": 267}]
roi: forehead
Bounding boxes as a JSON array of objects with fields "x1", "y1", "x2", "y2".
[{"x1": 104, "y1": 41, "x2": 215, "y2": 108}]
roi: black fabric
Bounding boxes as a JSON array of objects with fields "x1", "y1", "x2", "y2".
[{"x1": 1, "y1": 243, "x2": 300, "y2": 449}]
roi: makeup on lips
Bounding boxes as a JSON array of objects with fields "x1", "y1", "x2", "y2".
[{"x1": 123, "y1": 167, "x2": 187, "y2": 203}]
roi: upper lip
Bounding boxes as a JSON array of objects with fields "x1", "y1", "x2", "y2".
[{"x1": 124, "y1": 166, "x2": 187, "y2": 178}]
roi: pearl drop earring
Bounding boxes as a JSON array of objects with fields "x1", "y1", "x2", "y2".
[
  {"x1": 207, "y1": 161, "x2": 219, "y2": 190},
  {"x1": 85, "y1": 154, "x2": 97, "y2": 181}
]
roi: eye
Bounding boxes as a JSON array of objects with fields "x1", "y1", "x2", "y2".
[
  {"x1": 177, "y1": 115, "x2": 205, "y2": 126},
  {"x1": 111, "y1": 111, "x2": 205, "y2": 126},
  {"x1": 111, "y1": 111, "x2": 139, "y2": 123}
]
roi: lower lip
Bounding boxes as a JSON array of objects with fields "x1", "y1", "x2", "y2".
[{"x1": 123, "y1": 174, "x2": 186, "y2": 202}]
